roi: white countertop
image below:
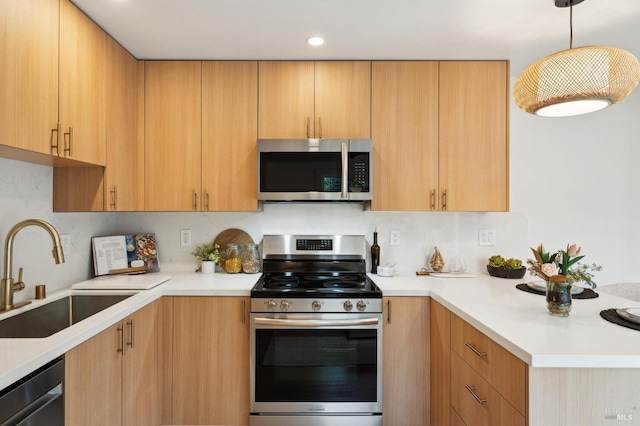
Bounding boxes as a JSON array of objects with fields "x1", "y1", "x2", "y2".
[{"x1": 0, "y1": 270, "x2": 638, "y2": 390}]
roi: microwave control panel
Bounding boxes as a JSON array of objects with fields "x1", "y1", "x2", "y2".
[{"x1": 349, "y1": 152, "x2": 370, "y2": 192}]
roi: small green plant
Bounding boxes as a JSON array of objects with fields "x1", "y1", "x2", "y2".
[
  {"x1": 191, "y1": 243, "x2": 221, "y2": 263},
  {"x1": 488, "y1": 255, "x2": 523, "y2": 270}
]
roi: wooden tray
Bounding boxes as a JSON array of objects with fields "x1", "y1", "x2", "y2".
[{"x1": 213, "y1": 228, "x2": 254, "y2": 251}]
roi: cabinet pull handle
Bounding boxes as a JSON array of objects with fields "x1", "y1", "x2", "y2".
[
  {"x1": 205, "y1": 191, "x2": 210, "y2": 211},
  {"x1": 242, "y1": 299, "x2": 246, "y2": 324},
  {"x1": 50, "y1": 123, "x2": 61, "y2": 155},
  {"x1": 193, "y1": 191, "x2": 198, "y2": 210},
  {"x1": 441, "y1": 189, "x2": 447, "y2": 211},
  {"x1": 306, "y1": 117, "x2": 311, "y2": 138},
  {"x1": 126, "y1": 319, "x2": 134, "y2": 349},
  {"x1": 63, "y1": 127, "x2": 73, "y2": 157},
  {"x1": 465, "y1": 385, "x2": 487, "y2": 405},
  {"x1": 465, "y1": 342, "x2": 487, "y2": 358},
  {"x1": 387, "y1": 300, "x2": 391, "y2": 324},
  {"x1": 319, "y1": 117, "x2": 323, "y2": 139},
  {"x1": 430, "y1": 190, "x2": 436, "y2": 210},
  {"x1": 117, "y1": 325, "x2": 125, "y2": 354},
  {"x1": 110, "y1": 186, "x2": 118, "y2": 210}
]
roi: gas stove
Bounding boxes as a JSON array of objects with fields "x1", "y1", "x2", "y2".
[{"x1": 250, "y1": 235, "x2": 382, "y2": 313}]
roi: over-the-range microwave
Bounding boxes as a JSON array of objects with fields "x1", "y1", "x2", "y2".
[{"x1": 257, "y1": 138, "x2": 373, "y2": 202}]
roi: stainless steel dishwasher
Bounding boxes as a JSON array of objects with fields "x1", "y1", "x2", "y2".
[{"x1": 0, "y1": 357, "x2": 64, "y2": 426}]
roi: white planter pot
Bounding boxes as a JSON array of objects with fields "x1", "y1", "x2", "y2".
[{"x1": 201, "y1": 261, "x2": 215, "y2": 274}]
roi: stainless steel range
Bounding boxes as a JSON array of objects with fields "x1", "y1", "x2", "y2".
[{"x1": 250, "y1": 235, "x2": 382, "y2": 426}]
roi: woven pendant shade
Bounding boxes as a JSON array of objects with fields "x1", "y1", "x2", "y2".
[{"x1": 514, "y1": 46, "x2": 640, "y2": 117}]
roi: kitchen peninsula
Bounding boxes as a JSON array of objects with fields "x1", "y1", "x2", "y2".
[{"x1": 0, "y1": 272, "x2": 637, "y2": 425}]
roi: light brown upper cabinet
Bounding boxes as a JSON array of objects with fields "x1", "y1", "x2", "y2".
[
  {"x1": 58, "y1": 0, "x2": 107, "y2": 165},
  {"x1": 372, "y1": 61, "x2": 508, "y2": 212},
  {"x1": 258, "y1": 61, "x2": 371, "y2": 139},
  {"x1": 202, "y1": 61, "x2": 258, "y2": 211},
  {"x1": 144, "y1": 61, "x2": 202, "y2": 211},
  {"x1": 0, "y1": 0, "x2": 59, "y2": 157},
  {"x1": 439, "y1": 61, "x2": 508, "y2": 212},
  {"x1": 372, "y1": 61, "x2": 439, "y2": 211}
]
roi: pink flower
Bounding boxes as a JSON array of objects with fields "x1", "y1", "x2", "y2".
[
  {"x1": 567, "y1": 244, "x2": 581, "y2": 257},
  {"x1": 540, "y1": 263, "x2": 559, "y2": 278}
]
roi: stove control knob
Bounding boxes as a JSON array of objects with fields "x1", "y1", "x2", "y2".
[
  {"x1": 312, "y1": 300, "x2": 322, "y2": 312},
  {"x1": 357, "y1": 300, "x2": 367, "y2": 312},
  {"x1": 280, "y1": 300, "x2": 290, "y2": 311},
  {"x1": 267, "y1": 299, "x2": 277, "y2": 311},
  {"x1": 343, "y1": 300, "x2": 353, "y2": 312}
]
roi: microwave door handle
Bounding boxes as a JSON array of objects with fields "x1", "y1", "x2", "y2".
[
  {"x1": 254, "y1": 317, "x2": 379, "y2": 328},
  {"x1": 341, "y1": 141, "x2": 349, "y2": 199}
]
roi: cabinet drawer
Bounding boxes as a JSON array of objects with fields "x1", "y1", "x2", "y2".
[
  {"x1": 451, "y1": 352, "x2": 524, "y2": 426},
  {"x1": 450, "y1": 314, "x2": 526, "y2": 415}
]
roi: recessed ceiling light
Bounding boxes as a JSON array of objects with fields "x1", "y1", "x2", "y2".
[{"x1": 306, "y1": 37, "x2": 324, "y2": 47}]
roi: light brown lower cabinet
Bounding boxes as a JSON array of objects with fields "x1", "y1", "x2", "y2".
[
  {"x1": 65, "y1": 299, "x2": 163, "y2": 426},
  {"x1": 431, "y1": 299, "x2": 527, "y2": 426},
  {"x1": 169, "y1": 296, "x2": 250, "y2": 425},
  {"x1": 383, "y1": 296, "x2": 430, "y2": 426}
]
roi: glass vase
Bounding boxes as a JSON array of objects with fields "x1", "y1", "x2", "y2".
[{"x1": 545, "y1": 281, "x2": 572, "y2": 317}]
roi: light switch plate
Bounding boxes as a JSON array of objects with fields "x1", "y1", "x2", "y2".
[{"x1": 478, "y1": 229, "x2": 496, "y2": 246}]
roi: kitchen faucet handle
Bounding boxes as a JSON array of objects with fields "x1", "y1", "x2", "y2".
[{"x1": 13, "y1": 268, "x2": 25, "y2": 292}]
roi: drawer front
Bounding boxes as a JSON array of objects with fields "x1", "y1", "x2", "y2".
[
  {"x1": 450, "y1": 314, "x2": 526, "y2": 415},
  {"x1": 451, "y1": 353, "x2": 525, "y2": 426}
]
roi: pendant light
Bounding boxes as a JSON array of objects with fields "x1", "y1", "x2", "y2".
[{"x1": 513, "y1": 0, "x2": 640, "y2": 117}]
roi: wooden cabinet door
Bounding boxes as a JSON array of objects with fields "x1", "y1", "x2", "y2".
[
  {"x1": 202, "y1": 61, "x2": 258, "y2": 211},
  {"x1": 371, "y1": 62, "x2": 439, "y2": 211},
  {"x1": 123, "y1": 300, "x2": 162, "y2": 426},
  {"x1": 431, "y1": 299, "x2": 452, "y2": 426},
  {"x1": 171, "y1": 297, "x2": 250, "y2": 425},
  {"x1": 258, "y1": 61, "x2": 315, "y2": 138},
  {"x1": 104, "y1": 38, "x2": 141, "y2": 211},
  {"x1": 59, "y1": 0, "x2": 107, "y2": 165},
  {"x1": 383, "y1": 297, "x2": 430, "y2": 426},
  {"x1": 315, "y1": 61, "x2": 371, "y2": 138},
  {"x1": 65, "y1": 323, "x2": 123, "y2": 426},
  {"x1": 439, "y1": 61, "x2": 508, "y2": 211},
  {"x1": 144, "y1": 61, "x2": 202, "y2": 211},
  {"x1": 0, "y1": 0, "x2": 58, "y2": 155}
]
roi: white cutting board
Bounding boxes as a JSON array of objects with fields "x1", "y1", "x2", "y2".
[{"x1": 72, "y1": 274, "x2": 171, "y2": 290}]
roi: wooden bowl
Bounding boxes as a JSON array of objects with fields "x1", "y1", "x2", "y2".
[{"x1": 487, "y1": 265, "x2": 526, "y2": 279}]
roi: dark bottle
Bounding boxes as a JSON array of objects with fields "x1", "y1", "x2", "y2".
[{"x1": 371, "y1": 231, "x2": 380, "y2": 273}]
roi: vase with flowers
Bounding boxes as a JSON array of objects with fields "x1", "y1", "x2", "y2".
[
  {"x1": 192, "y1": 243, "x2": 221, "y2": 274},
  {"x1": 528, "y1": 244, "x2": 601, "y2": 317}
]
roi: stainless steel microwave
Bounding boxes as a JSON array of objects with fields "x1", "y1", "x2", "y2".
[{"x1": 257, "y1": 138, "x2": 373, "y2": 202}]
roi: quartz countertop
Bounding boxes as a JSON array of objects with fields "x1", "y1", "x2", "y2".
[{"x1": 0, "y1": 270, "x2": 638, "y2": 391}]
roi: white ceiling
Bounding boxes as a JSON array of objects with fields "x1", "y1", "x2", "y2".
[{"x1": 71, "y1": 0, "x2": 640, "y2": 77}]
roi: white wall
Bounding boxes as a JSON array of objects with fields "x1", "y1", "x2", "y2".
[{"x1": 1, "y1": 83, "x2": 639, "y2": 295}]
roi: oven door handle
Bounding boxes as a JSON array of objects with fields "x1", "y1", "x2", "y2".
[{"x1": 254, "y1": 317, "x2": 379, "y2": 328}]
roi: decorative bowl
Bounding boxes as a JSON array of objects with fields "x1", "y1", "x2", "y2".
[{"x1": 487, "y1": 265, "x2": 526, "y2": 279}]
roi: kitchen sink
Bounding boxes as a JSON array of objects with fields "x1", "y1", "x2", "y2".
[{"x1": 0, "y1": 294, "x2": 133, "y2": 338}]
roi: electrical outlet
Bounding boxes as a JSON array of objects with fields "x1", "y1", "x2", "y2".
[
  {"x1": 478, "y1": 229, "x2": 496, "y2": 246},
  {"x1": 60, "y1": 233, "x2": 71, "y2": 256},
  {"x1": 390, "y1": 229, "x2": 400, "y2": 246},
  {"x1": 180, "y1": 229, "x2": 192, "y2": 247}
]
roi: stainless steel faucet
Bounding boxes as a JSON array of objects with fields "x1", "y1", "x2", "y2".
[{"x1": 1, "y1": 219, "x2": 65, "y2": 313}]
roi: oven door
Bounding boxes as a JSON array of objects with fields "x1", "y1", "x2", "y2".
[
  {"x1": 257, "y1": 139, "x2": 372, "y2": 201},
  {"x1": 250, "y1": 312, "x2": 382, "y2": 415}
]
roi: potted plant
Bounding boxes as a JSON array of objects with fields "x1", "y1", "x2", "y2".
[
  {"x1": 192, "y1": 243, "x2": 221, "y2": 274},
  {"x1": 487, "y1": 255, "x2": 526, "y2": 279}
]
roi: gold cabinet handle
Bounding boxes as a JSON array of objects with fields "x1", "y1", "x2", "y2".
[
  {"x1": 465, "y1": 342, "x2": 487, "y2": 358},
  {"x1": 110, "y1": 186, "x2": 118, "y2": 210},
  {"x1": 430, "y1": 190, "x2": 436, "y2": 210},
  {"x1": 306, "y1": 117, "x2": 311, "y2": 138},
  {"x1": 63, "y1": 127, "x2": 73, "y2": 157},
  {"x1": 465, "y1": 385, "x2": 487, "y2": 405},
  {"x1": 319, "y1": 116, "x2": 323, "y2": 139},
  {"x1": 193, "y1": 191, "x2": 198, "y2": 210},
  {"x1": 441, "y1": 189, "x2": 447, "y2": 211},
  {"x1": 387, "y1": 300, "x2": 391, "y2": 324},
  {"x1": 50, "y1": 123, "x2": 61, "y2": 155},
  {"x1": 242, "y1": 299, "x2": 246, "y2": 324},
  {"x1": 126, "y1": 319, "x2": 134, "y2": 349},
  {"x1": 117, "y1": 325, "x2": 125, "y2": 354},
  {"x1": 205, "y1": 191, "x2": 210, "y2": 211}
]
